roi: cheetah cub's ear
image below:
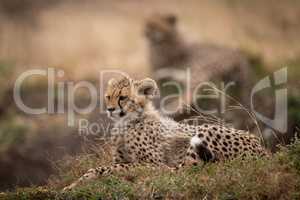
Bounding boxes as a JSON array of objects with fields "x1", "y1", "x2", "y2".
[{"x1": 136, "y1": 78, "x2": 159, "y2": 99}]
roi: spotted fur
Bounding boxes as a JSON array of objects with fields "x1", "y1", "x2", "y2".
[{"x1": 63, "y1": 76, "x2": 268, "y2": 191}]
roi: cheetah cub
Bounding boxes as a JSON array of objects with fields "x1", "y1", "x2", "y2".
[{"x1": 63, "y1": 76, "x2": 268, "y2": 191}]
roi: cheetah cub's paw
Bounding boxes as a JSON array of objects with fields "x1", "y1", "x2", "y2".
[{"x1": 62, "y1": 168, "x2": 97, "y2": 191}]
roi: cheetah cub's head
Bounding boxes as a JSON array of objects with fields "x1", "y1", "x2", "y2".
[
  {"x1": 105, "y1": 76, "x2": 159, "y2": 122},
  {"x1": 144, "y1": 13, "x2": 177, "y2": 44}
]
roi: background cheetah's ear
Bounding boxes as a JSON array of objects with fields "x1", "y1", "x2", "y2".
[
  {"x1": 165, "y1": 14, "x2": 177, "y2": 26},
  {"x1": 137, "y1": 78, "x2": 159, "y2": 99}
]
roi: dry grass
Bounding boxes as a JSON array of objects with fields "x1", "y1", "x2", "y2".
[{"x1": 1, "y1": 139, "x2": 300, "y2": 200}]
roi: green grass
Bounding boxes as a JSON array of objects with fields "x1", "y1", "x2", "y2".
[{"x1": 1, "y1": 140, "x2": 300, "y2": 200}]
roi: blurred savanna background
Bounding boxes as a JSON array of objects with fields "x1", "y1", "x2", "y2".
[{"x1": 0, "y1": 0, "x2": 300, "y2": 197}]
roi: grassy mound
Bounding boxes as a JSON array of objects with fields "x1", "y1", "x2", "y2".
[{"x1": 1, "y1": 140, "x2": 300, "y2": 200}]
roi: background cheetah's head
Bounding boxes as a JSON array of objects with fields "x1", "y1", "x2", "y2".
[
  {"x1": 144, "y1": 13, "x2": 177, "y2": 44},
  {"x1": 105, "y1": 76, "x2": 159, "y2": 122}
]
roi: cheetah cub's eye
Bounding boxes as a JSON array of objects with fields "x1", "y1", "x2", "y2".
[
  {"x1": 105, "y1": 95, "x2": 111, "y2": 100},
  {"x1": 119, "y1": 96, "x2": 128, "y2": 101}
]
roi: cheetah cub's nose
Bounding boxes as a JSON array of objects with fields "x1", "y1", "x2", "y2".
[{"x1": 107, "y1": 107, "x2": 115, "y2": 113}]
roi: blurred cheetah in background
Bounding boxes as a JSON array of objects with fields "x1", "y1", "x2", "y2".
[{"x1": 144, "y1": 13, "x2": 257, "y2": 128}]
